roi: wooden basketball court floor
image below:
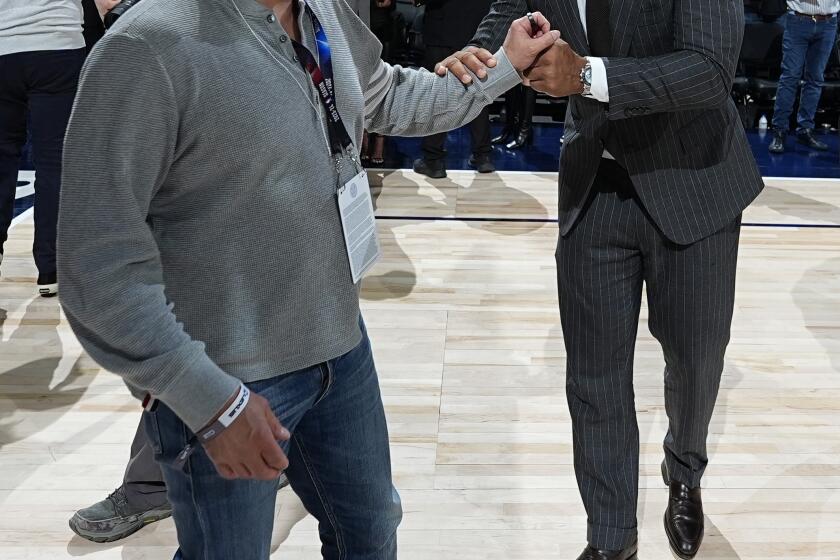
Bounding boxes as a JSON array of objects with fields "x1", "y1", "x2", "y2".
[{"x1": 0, "y1": 170, "x2": 839, "y2": 559}]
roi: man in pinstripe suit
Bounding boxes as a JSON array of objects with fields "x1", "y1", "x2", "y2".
[{"x1": 435, "y1": 1, "x2": 765, "y2": 558}]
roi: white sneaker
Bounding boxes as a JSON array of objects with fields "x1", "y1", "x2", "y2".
[{"x1": 37, "y1": 272, "x2": 58, "y2": 298}]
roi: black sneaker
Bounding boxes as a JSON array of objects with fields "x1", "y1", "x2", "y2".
[
  {"x1": 37, "y1": 272, "x2": 58, "y2": 298},
  {"x1": 768, "y1": 130, "x2": 786, "y2": 154},
  {"x1": 797, "y1": 128, "x2": 829, "y2": 151},
  {"x1": 412, "y1": 158, "x2": 447, "y2": 179},
  {"x1": 469, "y1": 154, "x2": 496, "y2": 174}
]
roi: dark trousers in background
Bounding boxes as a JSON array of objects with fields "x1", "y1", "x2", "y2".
[
  {"x1": 772, "y1": 12, "x2": 839, "y2": 132},
  {"x1": 122, "y1": 417, "x2": 169, "y2": 508},
  {"x1": 556, "y1": 160, "x2": 740, "y2": 550},
  {"x1": 420, "y1": 45, "x2": 491, "y2": 163},
  {"x1": 0, "y1": 48, "x2": 85, "y2": 274}
]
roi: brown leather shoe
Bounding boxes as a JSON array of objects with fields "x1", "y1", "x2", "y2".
[
  {"x1": 575, "y1": 540, "x2": 638, "y2": 560},
  {"x1": 662, "y1": 461, "x2": 704, "y2": 559}
]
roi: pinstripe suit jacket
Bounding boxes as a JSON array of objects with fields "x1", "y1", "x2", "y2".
[{"x1": 471, "y1": 0, "x2": 765, "y2": 245}]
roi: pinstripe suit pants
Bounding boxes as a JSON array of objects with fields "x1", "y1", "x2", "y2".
[{"x1": 556, "y1": 160, "x2": 741, "y2": 550}]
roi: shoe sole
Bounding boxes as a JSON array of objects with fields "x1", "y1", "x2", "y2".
[{"x1": 69, "y1": 508, "x2": 172, "y2": 543}]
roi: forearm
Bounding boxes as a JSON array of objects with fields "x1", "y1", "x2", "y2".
[{"x1": 364, "y1": 48, "x2": 521, "y2": 137}]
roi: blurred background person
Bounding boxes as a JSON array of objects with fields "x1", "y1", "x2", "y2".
[
  {"x1": 0, "y1": 0, "x2": 89, "y2": 297},
  {"x1": 769, "y1": 0, "x2": 840, "y2": 153},
  {"x1": 362, "y1": 0, "x2": 397, "y2": 166},
  {"x1": 81, "y1": 0, "x2": 106, "y2": 50},
  {"x1": 413, "y1": 0, "x2": 495, "y2": 179},
  {"x1": 347, "y1": 0, "x2": 371, "y2": 27}
]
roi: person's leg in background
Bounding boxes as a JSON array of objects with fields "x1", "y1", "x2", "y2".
[
  {"x1": 492, "y1": 86, "x2": 521, "y2": 146},
  {"x1": 0, "y1": 52, "x2": 28, "y2": 269},
  {"x1": 69, "y1": 416, "x2": 172, "y2": 543},
  {"x1": 794, "y1": 15, "x2": 838, "y2": 150},
  {"x1": 366, "y1": 8, "x2": 394, "y2": 168},
  {"x1": 770, "y1": 13, "x2": 810, "y2": 153},
  {"x1": 507, "y1": 86, "x2": 536, "y2": 150},
  {"x1": 284, "y1": 319, "x2": 401, "y2": 559},
  {"x1": 26, "y1": 48, "x2": 87, "y2": 296},
  {"x1": 468, "y1": 106, "x2": 495, "y2": 173},
  {"x1": 413, "y1": 45, "x2": 453, "y2": 179},
  {"x1": 370, "y1": 133, "x2": 387, "y2": 166}
]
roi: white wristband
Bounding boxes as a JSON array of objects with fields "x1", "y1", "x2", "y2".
[{"x1": 197, "y1": 384, "x2": 250, "y2": 443}]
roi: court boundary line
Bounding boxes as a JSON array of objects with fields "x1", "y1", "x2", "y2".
[
  {"x1": 375, "y1": 214, "x2": 840, "y2": 229},
  {"x1": 391, "y1": 169, "x2": 840, "y2": 183}
]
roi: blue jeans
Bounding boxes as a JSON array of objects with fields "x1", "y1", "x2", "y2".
[
  {"x1": 772, "y1": 12, "x2": 839, "y2": 132},
  {"x1": 0, "y1": 48, "x2": 85, "y2": 273},
  {"x1": 144, "y1": 319, "x2": 401, "y2": 559}
]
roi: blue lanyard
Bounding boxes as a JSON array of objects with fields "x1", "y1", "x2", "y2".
[{"x1": 292, "y1": 5, "x2": 354, "y2": 156}]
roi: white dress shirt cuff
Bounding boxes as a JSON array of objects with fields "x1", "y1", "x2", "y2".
[{"x1": 585, "y1": 56, "x2": 609, "y2": 103}]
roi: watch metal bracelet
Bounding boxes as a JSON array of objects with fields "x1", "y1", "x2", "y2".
[{"x1": 580, "y1": 60, "x2": 593, "y2": 97}]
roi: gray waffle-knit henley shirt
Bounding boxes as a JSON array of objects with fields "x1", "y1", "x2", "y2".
[{"x1": 59, "y1": 0, "x2": 521, "y2": 431}]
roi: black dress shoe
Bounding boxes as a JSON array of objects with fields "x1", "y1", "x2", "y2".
[
  {"x1": 469, "y1": 154, "x2": 495, "y2": 174},
  {"x1": 505, "y1": 126, "x2": 533, "y2": 150},
  {"x1": 768, "y1": 130, "x2": 786, "y2": 154},
  {"x1": 575, "y1": 540, "x2": 638, "y2": 560},
  {"x1": 412, "y1": 158, "x2": 447, "y2": 179},
  {"x1": 491, "y1": 120, "x2": 518, "y2": 145},
  {"x1": 797, "y1": 128, "x2": 829, "y2": 151},
  {"x1": 662, "y1": 461, "x2": 704, "y2": 559}
]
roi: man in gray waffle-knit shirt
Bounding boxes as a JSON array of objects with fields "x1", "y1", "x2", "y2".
[{"x1": 58, "y1": 0, "x2": 557, "y2": 556}]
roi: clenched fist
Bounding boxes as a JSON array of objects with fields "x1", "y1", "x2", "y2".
[{"x1": 435, "y1": 12, "x2": 561, "y2": 84}]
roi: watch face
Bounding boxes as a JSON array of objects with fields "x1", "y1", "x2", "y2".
[{"x1": 584, "y1": 66, "x2": 593, "y2": 84}]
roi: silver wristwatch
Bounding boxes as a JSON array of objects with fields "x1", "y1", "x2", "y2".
[{"x1": 580, "y1": 60, "x2": 593, "y2": 97}]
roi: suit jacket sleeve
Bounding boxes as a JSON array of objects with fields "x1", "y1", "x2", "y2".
[
  {"x1": 469, "y1": 0, "x2": 526, "y2": 51},
  {"x1": 603, "y1": 0, "x2": 744, "y2": 120}
]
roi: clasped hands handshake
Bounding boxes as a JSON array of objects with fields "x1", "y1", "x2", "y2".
[{"x1": 436, "y1": 12, "x2": 587, "y2": 98}]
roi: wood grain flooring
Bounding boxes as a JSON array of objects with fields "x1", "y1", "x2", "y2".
[{"x1": 0, "y1": 171, "x2": 838, "y2": 559}]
